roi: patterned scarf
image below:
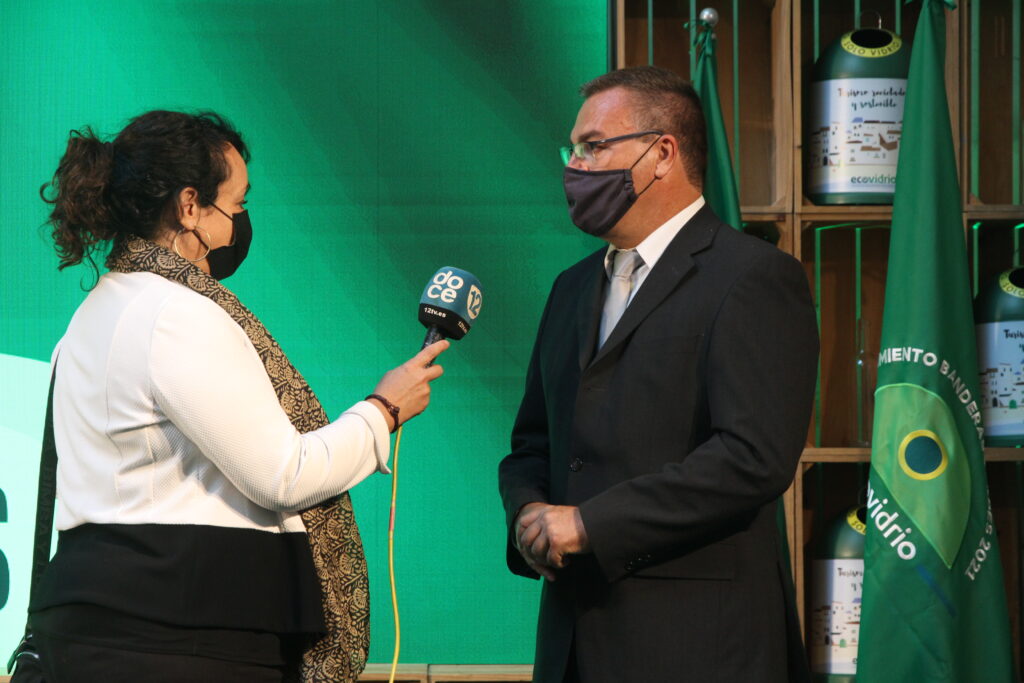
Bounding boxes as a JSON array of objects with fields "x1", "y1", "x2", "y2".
[{"x1": 108, "y1": 236, "x2": 370, "y2": 682}]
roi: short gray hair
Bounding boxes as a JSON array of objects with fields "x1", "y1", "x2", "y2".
[{"x1": 580, "y1": 66, "x2": 707, "y2": 187}]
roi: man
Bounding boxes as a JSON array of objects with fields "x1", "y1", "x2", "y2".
[{"x1": 498, "y1": 66, "x2": 817, "y2": 683}]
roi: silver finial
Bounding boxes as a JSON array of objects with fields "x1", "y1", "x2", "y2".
[{"x1": 699, "y1": 7, "x2": 719, "y2": 27}]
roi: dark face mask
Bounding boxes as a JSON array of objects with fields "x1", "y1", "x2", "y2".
[
  {"x1": 562, "y1": 138, "x2": 660, "y2": 237},
  {"x1": 206, "y1": 205, "x2": 253, "y2": 280}
]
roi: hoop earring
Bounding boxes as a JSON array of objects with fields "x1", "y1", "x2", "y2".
[{"x1": 172, "y1": 226, "x2": 212, "y2": 263}]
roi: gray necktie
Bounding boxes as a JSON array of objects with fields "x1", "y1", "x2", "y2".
[{"x1": 599, "y1": 249, "x2": 643, "y2": 347}]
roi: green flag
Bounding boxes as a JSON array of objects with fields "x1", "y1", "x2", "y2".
[
  {"x1": 691, "y1": 14, "x2": 797, "y2": 572},
  {"x1": 691, "y1": 14, "x2": 794, "y2": 575},
  {"x1": 692, "y1": 18, "x2": 741, "y2": 231},
  {"x1": 858, "y1": 1, "x2": 1015, "y2": 681}
]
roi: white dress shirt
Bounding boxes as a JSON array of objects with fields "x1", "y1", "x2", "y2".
[{"x1": 602, "y1": 195, "x2": 706, "y2": 305}]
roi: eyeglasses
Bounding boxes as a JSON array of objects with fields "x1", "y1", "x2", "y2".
[{"x1": 559, "y1": 130, "x2": 663, "y2": 166}]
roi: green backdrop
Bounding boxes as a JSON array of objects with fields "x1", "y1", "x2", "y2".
[{"x1": 0, "y1": 0, "x2": 605, "y2": 669}]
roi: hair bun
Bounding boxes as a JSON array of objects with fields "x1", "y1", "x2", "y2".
[{"x1": 40, "y1": 127, "x2": 117, "y2": 271}]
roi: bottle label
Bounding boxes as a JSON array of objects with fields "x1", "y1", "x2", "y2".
[
  {"x1": 806, "y1": 78, "x2": 906, "y2": 196},
  {"x1": 809, "y1": 558, "x2": 863, "y2": 674},
  {"x1": 977, "y1": 320, "x2": 1024, "y2": 439}
]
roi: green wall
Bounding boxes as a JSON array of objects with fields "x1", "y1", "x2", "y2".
[{"x1": 0, "y1": 0, "x2": 606, "y2": 668}]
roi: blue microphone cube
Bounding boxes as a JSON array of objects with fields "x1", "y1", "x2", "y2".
[{"x1": 418, "y1": 267, "x2": 482, "y2": 340}]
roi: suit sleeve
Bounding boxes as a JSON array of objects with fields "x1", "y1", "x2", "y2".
[
  {"x1": 498, "y1": 274, "x2": 562, "y2": 578},
  {"x1": 578, "y1": 249, "x2": 818, "y2": 582}
]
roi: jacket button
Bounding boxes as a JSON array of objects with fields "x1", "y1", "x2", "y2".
[{"x1": 569, "y1": 457, "x2": 583, "y2": 472}]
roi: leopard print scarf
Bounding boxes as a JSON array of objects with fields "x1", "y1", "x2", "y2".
[{"x1": 108, "y1": 236, "x2": 369, "y2": 682}]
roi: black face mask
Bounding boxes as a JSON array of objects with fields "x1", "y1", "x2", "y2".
[
  {"x1": 205, "y1": 205, "x2": 253, "y2": 280},
  {"x1": 562, "y1": 138, "x2": 660, "y2": 237}
]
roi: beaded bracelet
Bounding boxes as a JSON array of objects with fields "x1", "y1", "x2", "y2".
[{"x1": 366, "y1": 393, "x2": 400, "y2": 433}]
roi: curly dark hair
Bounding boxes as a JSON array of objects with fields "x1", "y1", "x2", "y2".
[
  {"x1": 581, "y1": 66, "x2": 707, "y2": 188},
  {"x1": 40, "y1": 110, "x2": 249, "y2": 274}
]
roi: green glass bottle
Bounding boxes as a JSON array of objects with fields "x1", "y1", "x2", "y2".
[
  {"x1": 806, "y1": 27, "x2": 910, "y2": 204},
  {"x1": 809, "y1": 505, "x2": 865, "y2": 683},
  {"x1": 974, "y1": 267, "x2": 1024, "y2": 446}
]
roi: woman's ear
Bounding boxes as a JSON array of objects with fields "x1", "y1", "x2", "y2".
[{"x1": 176, "y1": 187, "x2": 200, "y2": 229}]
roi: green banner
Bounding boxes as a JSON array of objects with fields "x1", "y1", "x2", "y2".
[
  {"x1": 693, "y1": 19, "x2": 798, "y2": 574},
  {"x1": 692, "y1": 20, "x2": 741, "y2": 231},
  {"x1": 858, "y1": 1, "x2": 1015, "y2": 680},
  {"x1": 0, "y1": 0, "x2": 606, "y2": 669}
]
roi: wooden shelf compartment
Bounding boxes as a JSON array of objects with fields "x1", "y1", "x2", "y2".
[
  {"x1": 742, "y1": 217, "x2": 794, "y2": 253},
  {"x1": 616, "y1": 0, "x2": 1024, "y2": 678},
  {"x1": 793, "y1": 456, "x2": 1024, "y2": 678},
  {"x1": 615, "y1": 0, "x2": 793, "y2": 213},
  {"x1": 799, "y1": 221, "x2": 889, "y2": 448},
  {"x1": 793, "y1": 1, "x2": 946, "y2": 211},
  {"x1": 797, "y1": 205, "x2": 893, "y2": 220},
  {"x1": 961, "y1": 0, "x2": 1024, "y2": 208},
  {"x1": 802, "y1": 446, "x2": 1024, "y2": 463},
  {"x1": 966, "y1": 206, "x2": 1024, "y2": 220},
  {"x1": 967, "y1": 218, "x2": 1024, "y2": 307},
  {"x1": 742, "y1": 206, "x2": 791, "y2": 218}
]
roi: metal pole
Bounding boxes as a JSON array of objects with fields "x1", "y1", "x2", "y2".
[
  {"x1": 732, "y1": 0, "x2": 741, "y2": 191},
  {"x1": 690, "y1": 0, "x2": 697, "y2": 77},
  {"x1": 1012, "y1": 0, "x2": 1021, "y2": 204},
  {"x1": 970, "y1": 0, "x2": 981, "y2": 200},
  {"x1": 813, "y1": 0, "x2": 820, "y2": 62},
  {"x1": 648, "y1": 0, "x2": 655, "y2": 66}
]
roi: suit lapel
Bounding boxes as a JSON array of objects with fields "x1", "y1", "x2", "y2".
[
  {"x1": 589, "y1": 206, "x2": 721, "y2": 368},
  {"x1": 576, "y1": 250, "x2": 608, "y2": 371}
]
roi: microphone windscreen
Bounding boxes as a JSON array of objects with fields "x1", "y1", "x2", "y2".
[{"x1": 418, "y1": 267, "x2": 483, "y2": 340}]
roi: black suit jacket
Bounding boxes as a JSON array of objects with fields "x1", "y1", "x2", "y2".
[{"x1": 499, "y1": 207, "x2": 818, "y2": 683}]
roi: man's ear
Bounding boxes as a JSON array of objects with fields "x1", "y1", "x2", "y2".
[
  {"x1": 653, "y1": 135, "x2": 678, "y2": 179},
  {"x1": 176, "y1": 187, "x2": 200, "y2": 229}
]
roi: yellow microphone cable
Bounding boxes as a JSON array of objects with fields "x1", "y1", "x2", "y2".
[
  {"x1": 387, "y1": 424, "x2": 404, "y2": 683},
  {"x1": 382, "y1": 267, "x2": 480, "y2": 680}
]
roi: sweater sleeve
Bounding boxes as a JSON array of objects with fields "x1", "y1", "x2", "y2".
[{"x1": 149, "y1": 290, "x2": 390, "y2": 512}]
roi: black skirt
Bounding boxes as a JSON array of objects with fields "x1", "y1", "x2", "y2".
[{"x1": 31, "y1": 604, "x2": 307, "y2": 683}]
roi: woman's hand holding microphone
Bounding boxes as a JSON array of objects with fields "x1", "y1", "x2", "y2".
[{"x1": 366, "y1": 340, "x2": 449, "y2": 432}]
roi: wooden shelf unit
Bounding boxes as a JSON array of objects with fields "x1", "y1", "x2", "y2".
[{"x1": 616, "y1": 0, "x2": 1024, "y2": 678}]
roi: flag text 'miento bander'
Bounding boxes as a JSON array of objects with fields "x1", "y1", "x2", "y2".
[{"x1": 877, "y1": 346, "x2": 983, "y2": 442}]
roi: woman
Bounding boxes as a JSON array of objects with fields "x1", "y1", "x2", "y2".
[{"x1": 27, "y1": 110, "x2": 447, "y2": 682}]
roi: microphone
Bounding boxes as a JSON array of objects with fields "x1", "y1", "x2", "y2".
[{"x1": 418, "y1": 267, "x2": 483, "y2": 348}]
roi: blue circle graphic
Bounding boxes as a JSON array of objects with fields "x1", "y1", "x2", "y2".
[{"x1": 904, "y1": 434, "x2": 943, "y2": 475}]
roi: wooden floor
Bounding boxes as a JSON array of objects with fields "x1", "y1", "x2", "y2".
[
  {"x1": 1, "y1": 664, "x2": 534, "y2": 682},
  {"x1": 360, "y1": 664, "x2": 533, "y2": 682}
]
